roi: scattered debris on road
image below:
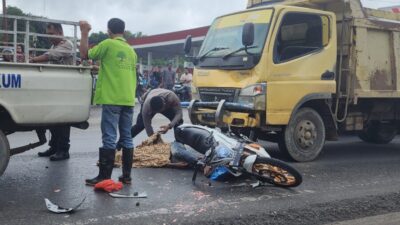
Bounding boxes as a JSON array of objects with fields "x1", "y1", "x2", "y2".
[
  {"x1": 109, "y1": 192, "x2": 148, "y2": 198},
  {"x1": 44, "y1": 197, "x2": 86, "y2": 214}
]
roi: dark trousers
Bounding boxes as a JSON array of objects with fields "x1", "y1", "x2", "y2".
[
  {"x1": 131, "y1": 107, "x2": 183, "y2": 138},
  {"x1": 49, "y1": 126, "x2": 71, "y2": 152}
]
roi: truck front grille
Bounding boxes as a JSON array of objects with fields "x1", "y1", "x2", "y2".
[{"x1": 198, "y1": 87, "x2": 239, "y2": 102}]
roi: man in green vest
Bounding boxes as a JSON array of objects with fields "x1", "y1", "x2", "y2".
[{"x1": 79, "y1": 18, "x2": 137, "y2": 185}]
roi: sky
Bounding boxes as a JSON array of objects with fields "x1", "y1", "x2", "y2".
[{"x1": 1, "y1": 0, "x2": 399, "y2": 36}]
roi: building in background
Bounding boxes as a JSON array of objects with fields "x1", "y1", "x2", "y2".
[
  {"x1": 128, "y1": 26, "x2": 209, "y2": 72},
  {"x1": 380, "y1": 6, "x2": 400, "y2": 13}
]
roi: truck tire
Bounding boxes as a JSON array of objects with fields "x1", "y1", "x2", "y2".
[
  {"x1": 278, "y1": 108, "x2": 325, "y2": 162},
  {"x1": 0, "y1": 130, "x2": 10, "y2": 176},
  {"x1": 358, "y1": 121, "x2": 397, "y2": 144}
]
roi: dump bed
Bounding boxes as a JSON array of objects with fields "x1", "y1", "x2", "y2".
[{"x1": 248, "y1": 0, "x2": 400, "y2": 101}]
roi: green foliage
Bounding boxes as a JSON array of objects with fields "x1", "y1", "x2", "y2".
[
  {"x1": 89, "y1": 31, "x2": 108, "y2": 45},
  {"x1": 125, "y1": 31, "x2": 146, "y2": 39},
  {"x1": 6, "y1": 6, "x2": 24, "y2": 16},
  {"x1": 1, "y1": 5, "x2": 147, "y2": 54},
  {"x1": 89, "y1": 30, "x2": 146, "y2": 45},
  {"x1": 0, "y1": 6, "x2": 50, "y2": 52}
]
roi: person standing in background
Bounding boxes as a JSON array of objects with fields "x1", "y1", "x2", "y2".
[
  {"x1": 179, "y1": 67, "x2": 193, "y2": 100},
  {"x1": 160, "y1": 63, "x2": 176, "y2": 90}
]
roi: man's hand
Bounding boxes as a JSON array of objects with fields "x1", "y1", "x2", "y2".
[
  {"x1": 29, "y1": 54, "x2": 48, "y2": 63},
  {"x1": 159, "y1": 125, "x2": 171, "y2": 134},
  {"x1": 79, "y1": 21, "x2": 91, "y2": 60},
  {"x1": 79, "y1": 21, "x2": 92, "y2": 34}
]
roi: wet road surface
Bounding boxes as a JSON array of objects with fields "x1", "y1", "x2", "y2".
[{"x1": 1, "y1": 108, "x2": 400, "y2": 225}]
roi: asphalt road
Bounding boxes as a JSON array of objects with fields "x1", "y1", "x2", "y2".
[{"x1": 1, "y1": 107, "x2": 400, "y2": 225}]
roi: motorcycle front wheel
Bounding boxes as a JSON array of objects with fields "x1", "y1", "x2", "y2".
[{"x1": 250, "y1": 157, "x2": 302, "y2": 188}]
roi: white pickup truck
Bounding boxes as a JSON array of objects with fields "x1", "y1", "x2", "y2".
[{"x1": 0, "y1": 15, "x2": 93, "y2": 175}]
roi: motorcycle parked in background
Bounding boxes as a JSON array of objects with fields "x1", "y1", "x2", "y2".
[
  {"x1": 137, "y1": 75, "x2": 148, "y2": 103},
  {"x1": 173, "y1": 82, "x2": 191, "y2": 102}
]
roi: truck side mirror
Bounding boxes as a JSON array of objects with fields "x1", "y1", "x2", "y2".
[
  {"x1": 242, "y1": 23, "x2": 255, "y2": 47},
  {"x1": 184, "y1": 35, "x2": 192, "y2": 55}
]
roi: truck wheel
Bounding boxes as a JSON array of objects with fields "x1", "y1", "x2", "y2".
[
  {"x1": 358, "y1": 121, "x2": 397, "y2": 144},
  {"x1": 278, "y1": 108, "x2": 325, "y2": 162},
  {"x1": 0, "y1": 130, "x2": 10, "y2": 176}
]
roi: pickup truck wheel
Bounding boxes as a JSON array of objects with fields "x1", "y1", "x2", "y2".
[
  {"x1": 358, "y1": 121, "x2": 397, "y2": 144},
  {"x1": 278, "y1": 108, "x2": 325, "y2": 162},
  {"x1": 0, "y1": 130, "x2": 10, "y2": 176}
]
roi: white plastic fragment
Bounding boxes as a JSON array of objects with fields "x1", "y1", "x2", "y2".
[{"x1": 44, "y1": 197, "x2": 86, "y2": 214}]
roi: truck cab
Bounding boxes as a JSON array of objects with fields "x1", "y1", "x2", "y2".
[
  {"x1": 0, "y1": 15, "x2": 93, "y2": 175},
  {"x1": 185, "y1": 0, "x2": 400, "y2": 162}
]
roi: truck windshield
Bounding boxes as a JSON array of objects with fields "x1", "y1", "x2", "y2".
[{"x1": 199, "y1": 9, "x2": 273, "y2": 60}]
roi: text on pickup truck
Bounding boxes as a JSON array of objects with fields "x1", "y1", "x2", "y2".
[{"x1": 0, "y1": 74, "x2": 22, "y2": 88}]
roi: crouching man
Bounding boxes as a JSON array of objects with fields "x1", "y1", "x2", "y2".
[
  {"x1": 130, "y1": 88, "x2": 183, "y2": 138},
  {"x1": 79, "y1": 18, "x2": 137, "y2": 185}
]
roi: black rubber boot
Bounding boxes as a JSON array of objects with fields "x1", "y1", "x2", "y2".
[
  {"x1": 49, "y1": 151, "x2": 70, "y2": 161},
  {"x1": 38, "y1": 138, "x2": 57, "y2": 157},
  {"x1": 118, "y1": 148, "x2": 133, "y2": 184},
  {"x1": 50, "y1": 144, "x2": 70, "y2": 161},
  {"x1": 38, "y1": 148, "x2": 57, "y2": 157},
  {"x1": 86, "y1": 148, "x2": 116, "y2": 186}
]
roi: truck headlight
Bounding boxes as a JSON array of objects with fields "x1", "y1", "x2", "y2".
[{"x1": 238, "y1": 83, "x2": 266, "y2": 110}]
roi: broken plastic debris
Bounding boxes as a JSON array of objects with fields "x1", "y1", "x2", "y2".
[
  {"x1": 251, "y1": 181, "x2": 262, "y2": 188},
  {"x1": 109, "y1": 192, "x2": 148, "y2": 198},
  {"x1": 44, "y1": 197, "x2": 86, "y2": 214}
]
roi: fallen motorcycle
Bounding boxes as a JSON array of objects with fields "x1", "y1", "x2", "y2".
[{"x1": 175, "y1": 124, "x2": 302, "y2": 188}]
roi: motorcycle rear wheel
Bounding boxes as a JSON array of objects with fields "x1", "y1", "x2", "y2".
[{"x1": 250, "y1": 157, "x2": 302, "y2": 188}]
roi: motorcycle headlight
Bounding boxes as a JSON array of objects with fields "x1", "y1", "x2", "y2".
[{"x1": 238, "y1": 83, "x2": 266, "y2": 110}]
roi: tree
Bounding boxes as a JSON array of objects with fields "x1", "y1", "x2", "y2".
[
  {"x1": 124, "y1": 31, "x2": 146, "y2": 39},
  {"x1": 123, "y1": 31, "x2": 133, "y2": 40},
  {"x1": 0, "y1": 6, "x2": 50, "y2": 51},
  {"x1": 89, "y1": 30, "x2": 146, "y2": 45},
  {"x1": 89, "y1": 31, "x2": 108, "y2": 45}
]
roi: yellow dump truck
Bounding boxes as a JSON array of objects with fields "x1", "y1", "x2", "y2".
[{"x1": 183, "y1": 0, "x2": 400, "y2": 162}]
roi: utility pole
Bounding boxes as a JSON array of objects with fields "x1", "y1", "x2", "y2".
[
  {"x1": 2, "y1": 0, "x2": 7, "y2": 44},
  {"x1": 2, "y1": 0, "x2": 5, "y2": 15}
]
